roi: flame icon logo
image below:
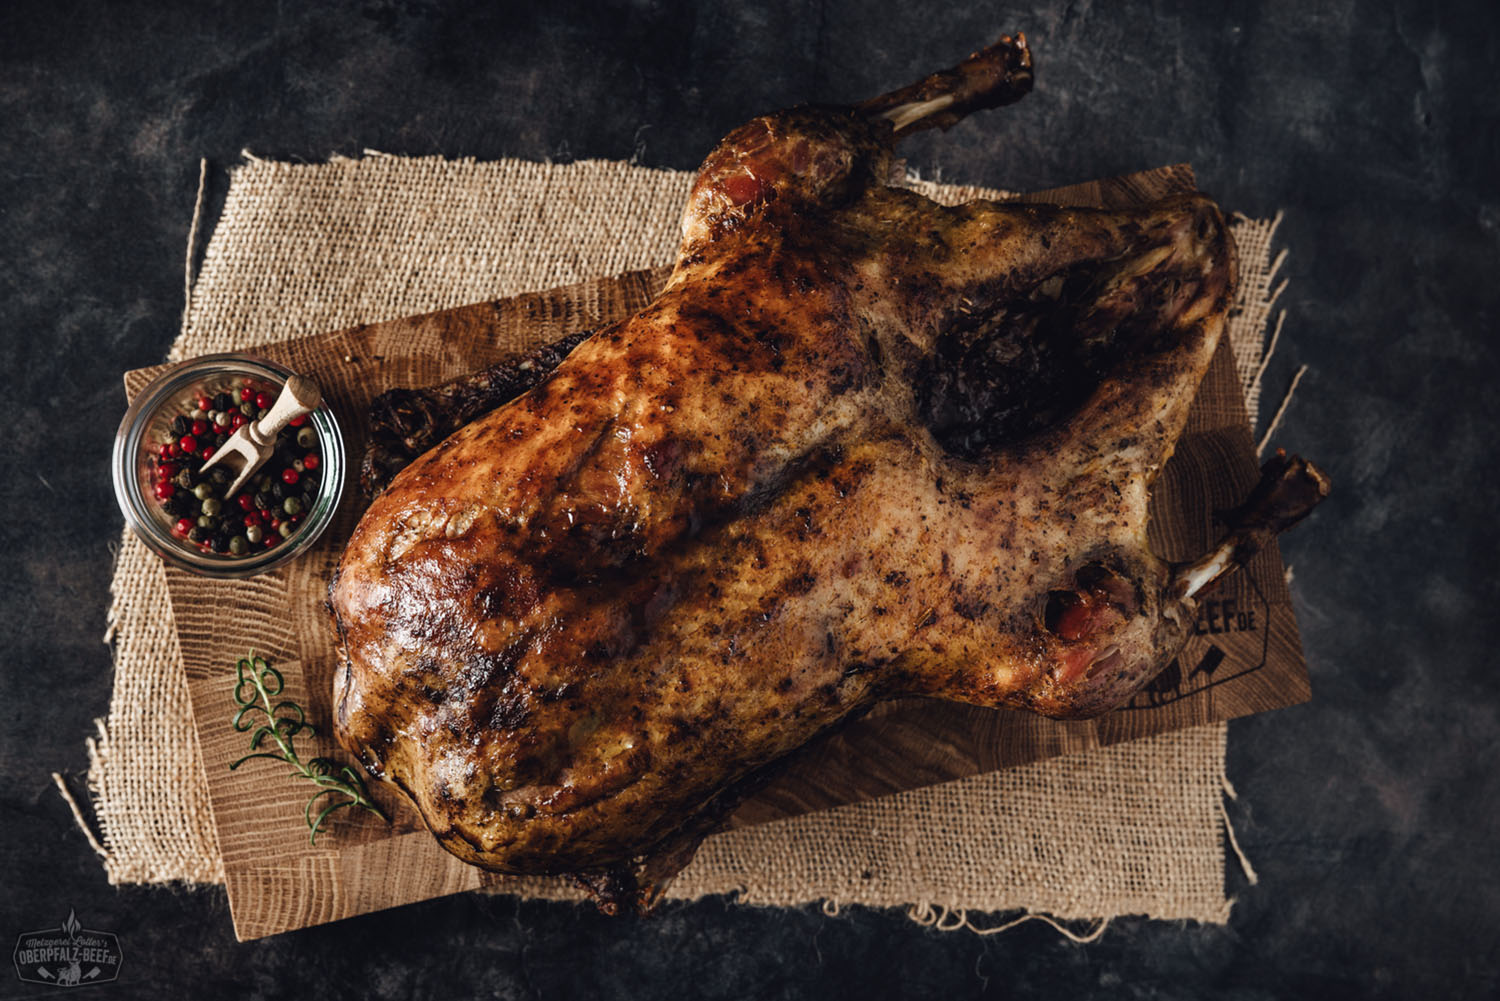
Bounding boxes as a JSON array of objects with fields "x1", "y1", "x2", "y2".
[{"x1": 11, "y1": 908, "x2": 123, "y2": 988}]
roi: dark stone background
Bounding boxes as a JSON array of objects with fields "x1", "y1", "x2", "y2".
[{"x1": 2, "y1": 1, "x2": 1495, "y2": 997}]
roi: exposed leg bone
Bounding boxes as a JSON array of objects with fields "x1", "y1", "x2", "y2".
[
  {"x1": 859, "y1": 33, "x2": 1034, "y2": 136},
  {"x1": 1173, "y1": 450, "x2": 1332, "y2": 599}
]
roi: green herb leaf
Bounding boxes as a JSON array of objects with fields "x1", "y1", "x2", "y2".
[{"x1": 229, "y1": 652, "x2": 388, "y2": 844}]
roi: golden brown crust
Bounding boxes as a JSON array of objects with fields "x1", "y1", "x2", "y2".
[{"x1": 329, "y1": 35, "x2": 1250, "y2": 891}]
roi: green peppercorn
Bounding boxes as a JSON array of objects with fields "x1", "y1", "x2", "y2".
[
  {"x1": 188, "y1": 527, "x2": 206, "y2": 543},
  {"x1": 229, "y1": 535, "x2": 248, "y2": 556},
  {"x1": 240, "y1": 402, "x2": 255, "y2": 417},
  {"x1": 193, "y1": 483, "x2": 213, "y2": 500},
  {"x1": 197, "y1": 514, "x2": 214, "y2": 529},
  {"x1": 201, "y1": 498, "x2": 222, "y2": 516},
  {"x1": 296, "y1": 427, "x2": 317, "y2": 449},
  {"x1": 174, "y1": 469, "x2": 194, "y2": 490},
  {"x1": 279, "y1": 521, "x2": 295, "y2": 539},
  {"x1": 246, "y1": 525, "x2": 264, "y2": 544},
  {"x1": 282, "y1": 496, "x2": 303, "y2": 516}
]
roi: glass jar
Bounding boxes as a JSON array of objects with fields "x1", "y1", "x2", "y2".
[{"x1": 111, "y1": 353, "x2": 345, "y2": 578}]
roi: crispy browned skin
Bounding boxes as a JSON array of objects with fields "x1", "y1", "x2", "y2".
[{"x1": 330, "y1": 34, "x2": 1324, "y2": 903}]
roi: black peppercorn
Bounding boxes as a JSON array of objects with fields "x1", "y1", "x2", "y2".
[{"x1": 151, "y1": 379, "x2": 327, "y2": 560}]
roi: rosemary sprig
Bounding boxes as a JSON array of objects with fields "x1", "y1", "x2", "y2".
[{"x1": 229, "y1": 653, "x2": 388, "y2": 844}]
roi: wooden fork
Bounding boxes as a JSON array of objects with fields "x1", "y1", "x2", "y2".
[{"x1": 200, "y1": 374, "x2": 322, "y2": 498}]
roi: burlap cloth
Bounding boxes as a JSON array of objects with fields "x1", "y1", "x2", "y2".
[{"x1": 88, "y1": 154, "x2": 1289, "y2": 934}]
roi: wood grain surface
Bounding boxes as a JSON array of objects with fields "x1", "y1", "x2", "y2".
[{"x1": 124, "y1": 165, "x2": 1309, "y2": 940}]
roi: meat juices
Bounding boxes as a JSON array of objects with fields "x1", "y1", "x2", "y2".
[{"x1": 329, "y1": 34, "x2": 1327, "y2": 911}]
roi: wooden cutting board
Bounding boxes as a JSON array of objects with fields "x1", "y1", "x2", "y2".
[{"x1": 125, "y1": 164, "x2": 1310, "y2": 940}]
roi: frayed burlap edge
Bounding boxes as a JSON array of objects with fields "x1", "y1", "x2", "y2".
[{"x1": 79, "y1": 154, "x2": 1293, "y2": 933}]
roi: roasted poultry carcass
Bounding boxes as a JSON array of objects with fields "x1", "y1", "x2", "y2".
[{"x1": 329, "y1": 34, "x2": 1328, "y2": 911}]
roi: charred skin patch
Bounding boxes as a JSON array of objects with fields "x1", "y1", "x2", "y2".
[{"x1": 914, "y1": 222, "x2": 1216, "y2": 459}]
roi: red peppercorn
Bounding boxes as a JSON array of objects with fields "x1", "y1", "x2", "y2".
[
  {"x1": 190, "y1": 419, "x2": 208, "y2": 437},
  {"x1": 239, "y1": 387, "x2": 254, "y2": 401},
  {"x1": 264, "y1": 536, "x2": 279, "y2": 548},
  {"x1": 281, "y1": 467, "x2": 300, "y2": 485},
  {"x1": 201, "y1": 445, "x2": 215, "y2": 461},
  {"x1": 231, "y1": 413, "x2": 247, "y2": 429},
  {"x1": 174, "y1": 517, "x2": 194, "y2": 535},
  {"x1": 244, "y1": 512, "x2": 260, "y2": 527},
  {"x1": 196, "y1": 395, "x2": 212, "y2": 412},
  {"x1": 153, "y1": 482, "x2": 174, "y2": 500},
  {"x1": 288, "y1": 414, "x2": 308, "y2": 427},
  {"x1": 302, "y1": 453, "x2": 320, "y2": 470},
  {"x1": 156, "y1": 463, "x2": 177, "y2": 481},
  {"x1": 178, "y1": 435, "x2": 198, "y2": 453},
  {"x1": 269, "y1": 517, "x2": 281, "y2": 529},
  {"x1": 255, "y1": 391, "x2": 273, "y2": 409},
  {"x1": 158, "y1": 443, "x2": 175, "y2": 459}
]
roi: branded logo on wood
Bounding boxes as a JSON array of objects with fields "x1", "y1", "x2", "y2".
[{"x1": 12, "y1": 910, "x2": 122, "y2": 988}]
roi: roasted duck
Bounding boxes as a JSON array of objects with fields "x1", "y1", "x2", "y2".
[{"x1": 329, "y1": 33, "x2": 1328, "y2": 911}]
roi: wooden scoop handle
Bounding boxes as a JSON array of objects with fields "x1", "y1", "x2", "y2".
[{"x1": 246, "y1": 375, "x2": 322, "y2": 448}]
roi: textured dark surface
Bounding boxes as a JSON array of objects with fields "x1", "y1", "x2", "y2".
[{"x1": 1, "y1": 1, "x2": 1495, "y2": 998}]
